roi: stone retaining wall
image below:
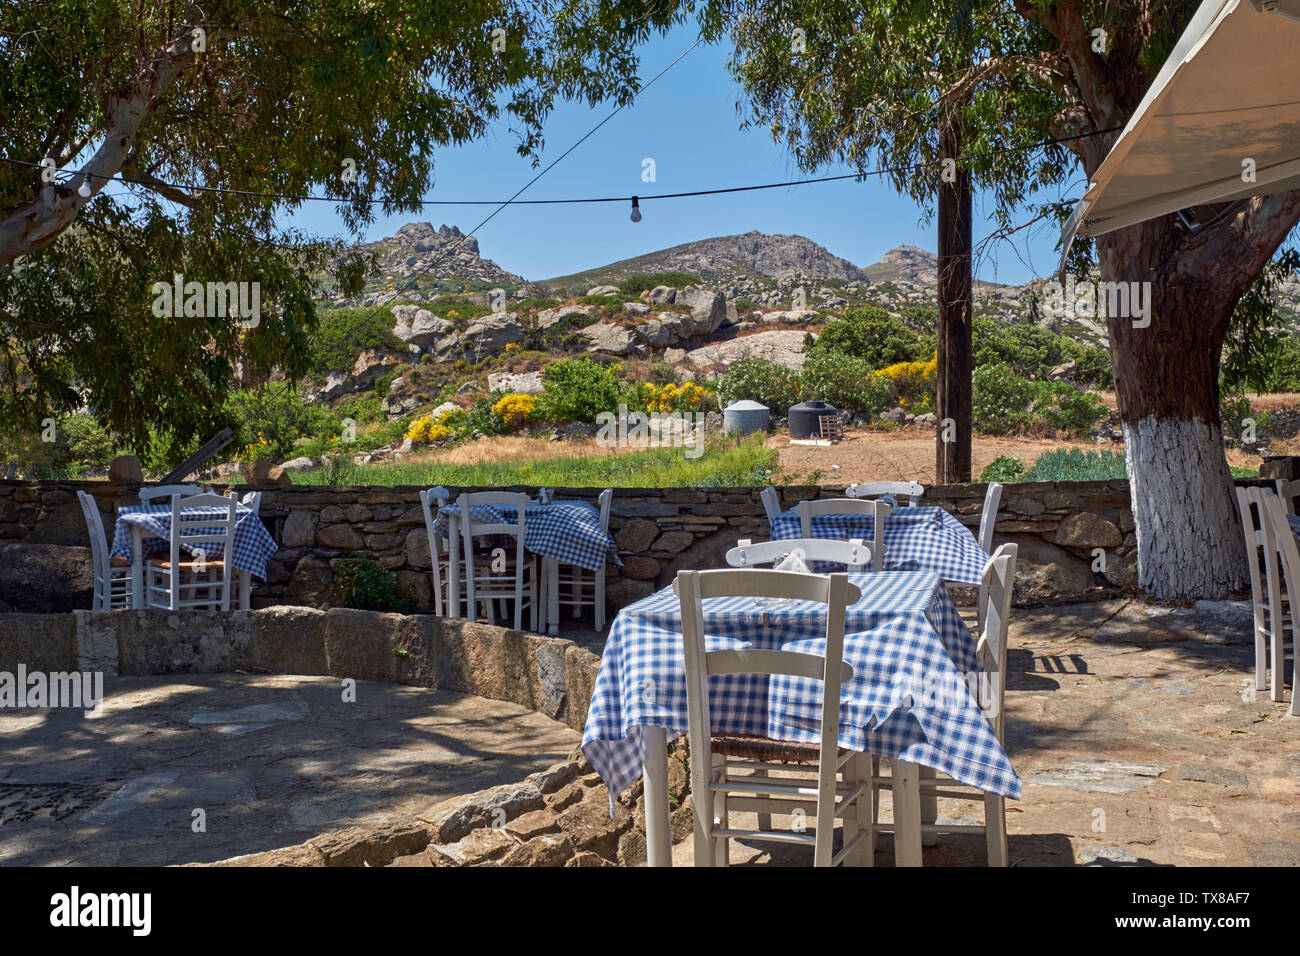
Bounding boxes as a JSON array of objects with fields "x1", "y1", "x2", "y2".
[
  {"x1": 0, "y1": 608, "x2": 600, "y2": 733},
  {"x1": 0, "y1": 477, "x2": 1146, "y2": 614}
]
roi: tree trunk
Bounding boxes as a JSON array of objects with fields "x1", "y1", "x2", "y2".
[
  {"x1": 936, "y1": 122, "x2": 972, "y2": 484},
  {"x1": 1101, "y1": 221, "x2": 1252, "y2": 599}
]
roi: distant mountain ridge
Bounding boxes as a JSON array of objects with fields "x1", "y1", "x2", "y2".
[{"x1": 543, "y1": 230, "x2": 868, "y2": 291}]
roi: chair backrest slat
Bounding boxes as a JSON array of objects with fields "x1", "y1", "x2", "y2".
[
  {"x1": 978, "y1": 482, "x2": 1003, "y2": 554},
  {"x1": 419, "y1": 486, "x2": 452, "y2": 616},
  {"x1": 795, "y1": 498, "x2": 890, "y2": 570},
  {"x1": 760, "y1": 486, "x2": 782, "y2": 522},
  {"x1": 726, "y1": 536, "x2": 871, "y2": 571},
  {"x1": 845, "y1": 480, "x2": 924, "y2": 506},
  {"x1": 975, "y1": 543, "x2": 1017, "y2": 741},
  {"x1": 140, "y1": 483, "x2": 204, "y2": 504}
]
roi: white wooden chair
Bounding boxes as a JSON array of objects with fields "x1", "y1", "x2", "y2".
[
  {"x1": 140, "y1": 483, "x2": 204, "y2": 504},
  {"x1": 77, "y1": 490, "x2": 131, "y2": 610},
  {"x1": 871, "y1": 542, "x2": 1018, "y2": 866},
  {"x1": 240, "y1": 491, "x2": 263, "y2": 515},
  {"x1": 1276, "y1": 479, "x2": 1299, "y2": 516},
  {"x1": 552, "y1": 488, "x2": 614, "y2": 630},
  {"x1": 845, "y1": 481, "x2": 924, "y2": 506},
  {"x1": 974, "y1": 482, "x2": 1005, "y2": 628},
  {"x1": 796, "y1": 497, "x2": 891, "y2": 571},
  {"x1": 676, "y1": 568, "x2": 872, "y2": 867},
  {"x1": 1255, "y1": 489, "x2": 1297, "y2": 711},
  {"x1": 760, "y1": 486, "x2": 782, "y2": 523},
  {"x1": 145, "y1": 492, "x2": 237, "y2": 611},
  {"x1": 419, "y1": 486, "x2": 461, "y2": 617},
  {"x1": 978, "y1": 482, "x2": 1003, "y2": 554},
  {"x1": 726, "y1": 537, "x2": 871, "y2": 572},
  {"x1": 459, "y1": 491, "x2": 538, "y2": 631},
  {"x1": 1237, "y1": 486, "x2": 1287, "y2": 699}
]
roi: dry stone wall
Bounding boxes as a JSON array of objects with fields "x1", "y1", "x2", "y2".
[{"x1": 0, "y1": 477, "x2": 1154, "y2": 613}]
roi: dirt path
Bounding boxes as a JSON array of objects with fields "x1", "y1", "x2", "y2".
[{"x1": 769, "y1": 427, "x2": 1119, "y2": 484}]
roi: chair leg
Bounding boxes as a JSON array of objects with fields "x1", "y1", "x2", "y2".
[
  {"x1": 869, "y1": 756, "x2": 880, "y2": 855},
  {"x1": 920, "y1": 765, "x2": 939, "y2": 847},
  {"x1": 529, "y1": 567, "x2": 538, "y2": 633},
  {"x1": 595, "y1": 568, "x2": 606, "y2": 631},
  {"x1": 754, "y1": 767, "x2": 771, "y2": 831},
  {"x1": 1272, "y1": 612, "x2": 1286, "y2": 702},
  {"x1": 571, "y1": 570, "x2": 582, "y2": 619},
  {"x1": 844, "y1": 752, "x2": 873, "y2": 867},
  {"x1": 711, "y1": 753, "x2": 729, "y2": 866},
  {"x1": 984, "y1": 792, "x2": 1008, "y2": 867}
]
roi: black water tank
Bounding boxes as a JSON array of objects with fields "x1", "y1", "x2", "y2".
[{"x1": 788, "y1": 399, "x2": 839, "y2": 439}]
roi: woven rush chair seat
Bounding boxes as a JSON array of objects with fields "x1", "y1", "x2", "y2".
[
  {"x1": 709, "y1": 732, "x2": 847, "y2": 765},
  {"x1": 147, "y1": 556, "x2": 226, "y2": 571},
  {"x1": 109, "y1": 555, "x2": 129, "y2": 567}
]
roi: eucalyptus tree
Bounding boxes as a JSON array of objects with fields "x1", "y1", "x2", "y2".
[
  {"x1": 0, "y1": 0, "x2": 646, "y2": 450},
  {"x1": 586, "y1": 0, "x2": 1294, "y2": 598}
]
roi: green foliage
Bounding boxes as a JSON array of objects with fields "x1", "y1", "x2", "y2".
[
  {"x1": 980, "y1": 456, "x2": 1025, "y2": 483},
  {"x1": 799, "y1": 350, "x2": 893, "y2": 415},
  {"x1": 310, "y1": 308, "x2": 404, "y2": 376},
  {"x1": 973, "y1": 363, "x2": 1106, "y2": 437},
  {"x1": 618, "y1": 273, "x2": 699, "y2": 295},
  {"x1": 716, "y1": 358, "x2": 801, "y2": 414},
  {"x1": 1023, "y1": 449, "x2": 1128, "y2": 482},
  {"x1": 972, "y1": 318, "x2": 1113, "y2": 388},
  {"x1": 538, "y1": 359, "x2": 624, "y2": 423},
  {"x1": 1, "y1": 0, "x2": 638, "y2": 450},
  {"x1": 811, "y1": 306, "x2": 928, "y2": 369},
  {"x1": 224, "y1": 382, "x2": 339, "y2": 463},
  {"x1": 333, "y1": 559, "x2": 416, "y2": 614},
  {"x1": 1222, "y1": 248, "x2": 1300, "y2": 394},
  {"x1": 972, "y1": 363, "x2": 1037, "y2": 435}
]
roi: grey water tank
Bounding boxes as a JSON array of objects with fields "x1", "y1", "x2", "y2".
[
  {"x1": 788, "y1": 399, "x2": 839, "y2": 439},
  {"x1": 723, "y1": 400, "x2": 770, "y2": 436}
]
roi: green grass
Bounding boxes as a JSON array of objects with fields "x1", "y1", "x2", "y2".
[{"x1": 293, "y1": 435, "x2": 778, "y2": 488}]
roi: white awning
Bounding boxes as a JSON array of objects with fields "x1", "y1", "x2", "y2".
[{"x1": 1060, "y1": 0, "x2": 1300, "y2": 266}]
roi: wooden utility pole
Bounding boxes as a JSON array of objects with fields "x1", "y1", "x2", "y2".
[{"x1": 936, "y1": 121, "x2": 972, "y2": 483}]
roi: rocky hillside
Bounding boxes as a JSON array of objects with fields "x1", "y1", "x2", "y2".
[
  {"x1": 544, "y1": 230, "x2": 868, "y2": 292},
  {"x1": 329, "y1": 222, "x2": 530, "y2": 306}
]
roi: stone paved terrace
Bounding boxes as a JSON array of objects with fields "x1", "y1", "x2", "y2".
[
  {"x1": 1, "y1": 597, "x2": 1297, "y2": 866},
  {"x1": 0, "y1": 675, "x2": 579, "y2": 866}
]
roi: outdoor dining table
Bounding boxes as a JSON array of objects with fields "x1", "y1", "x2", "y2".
[
  {"x1": 582, "y1": 568, "x2": 1020, "y2": 866},
  {"x1": 432, "y1": 500, "x2": 621, "y2": 635},
  {"x1": 769, "y1": 505, "x2": 990, "y2": 584},
  {"x1": 110, "y1": 503, "x2": 277, "y2": 609}
]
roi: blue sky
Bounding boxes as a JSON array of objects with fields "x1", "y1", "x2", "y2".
[{"x1": 287, "y1": 25, "x2": 1070, "y2": 286}]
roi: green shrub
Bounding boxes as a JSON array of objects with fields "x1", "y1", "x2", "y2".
[
  {"x1": 810, "y1": 305, "x2": 928, "y2": 369},
  {"x1": 799, "y1": 350, "x2": 893, "y2": 415},
  {"x1": 972, "y1": 363, "x2": 1036, "y2": 435},
  {"x1": 1030, "y1": 381, "x2": 1108, "y2": 438},
  {"x1": 58, "y1": 414, "x2": 115, "y2": 468},
  {"x1": 333, "y1": 558, "x2": 416, "y2": 613},
  {"x1": 716, "y1": 357, "x2": 801, "y2": 414},
  {"x1": 537, "y1": 358, "x2": 624, "y2": 423},
  {"x1": 309, "y1": 307, "x2": 405, "y2": 376},
  {"x1": 225, "y1": 382, "x2": 340, "y2": 462},
  {"x1": 980, "y1": 455, "x2": 1025, "y2": 482}
]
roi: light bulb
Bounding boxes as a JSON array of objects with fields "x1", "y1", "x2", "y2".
[
  {"x1": 77, "y1": 180, "x2": 92, "y2": 198},
  {"x1": 630, "y1": 196, "x2": 641, "y2": 223}
]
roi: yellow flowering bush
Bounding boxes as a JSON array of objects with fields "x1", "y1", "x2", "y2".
[
  {"x1": 878, "y1": 355, "x2": 938, "y2": 409},
  {"x1": 492, "y1": 392, "x2": 538, "y2": 430},
  {"x1": 641, "y1": 381, "x2": 707, "y2": 413},
  {"x1": 405, "y1": 413, "x2": 453, "y2": 444},
  {"x1": 503, "y1": 342, "x2": 522, "y2": 352}
]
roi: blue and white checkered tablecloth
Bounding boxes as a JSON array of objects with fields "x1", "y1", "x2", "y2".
[
  {"x1": 769, "y1": 505, "x2": 988, "y2": 584},
  {"x1": 1288, "y1": 514, "x2": 1300, "y2": 540},
  {"x1": 433, "y1": 501, "x2": 621, "y2": 572},
  {"x1": 110, "y1": 505, "x2": 277, "y2": 580},
  {"x1": 582, "y1": 569, "x2": 1020, "y2": 805}
]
